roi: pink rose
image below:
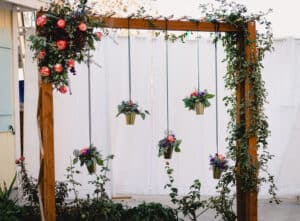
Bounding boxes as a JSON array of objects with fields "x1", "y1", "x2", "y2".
[
  {"x1": 95, "y1": 32, "x2": 103, "y2": 40},
  {"x1": 67, "y1": 59, "x2": 75, "y2": 68},
  {"x1": 218, "y1": 154, "x2": 225, "y2": 161},
  {"x1": 38, "y1": 50, "x2": 46, "y2": 59},
  {"x1": 57, "y1": 19, "x2": 66, "y2": 29},
  {"x1": 56, "y1": 40, "x2": 67, "y2": 50},
  {"x1": 36, "y1": 15, "x2": 47, "y2": 27},
  {"x1": 78, "y1": 22, "x2": 87, "y2": 32},
  {"x1": 191, "y1": 91, "x2": 198, "y2": 97},
  {"x1": 54, "y1": 64, "x2": 63, "y2": 73},
  {"x1": 167, "y1": 135, "x2": 176, "y2": 142},
  {"x1": 39, "y1": 66, "x2": 50, "y2": 77},
  {"x1": 58, "y1": 85, "x2": 68, "y2": 94}
]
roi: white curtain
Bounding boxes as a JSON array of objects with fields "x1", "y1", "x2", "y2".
[{"x1": 24, "y1": 36, "x2": 300, "y2": 198}]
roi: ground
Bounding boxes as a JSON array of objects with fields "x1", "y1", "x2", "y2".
[{"x1": 113, "y1": 195, "x2": 300, "y2": 221}]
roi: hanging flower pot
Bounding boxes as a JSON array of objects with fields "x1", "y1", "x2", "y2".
[
  {"x1": 86, "y1": 161, "x2": 96, "y2": 174},
  {"x1": 125, "y1": 112, "x2": 136, "y2": 125},
  {"x1": 163, "y1": 146, "x2": 174, "y2": 159},
  {"x1": 73, "y1": 145, "x2": 104, "y2": 175},
  {"x1": 213, "y1": 166, "x2": 222, "y2": 179},
  {"x1": 158, "y1": 134, "x2": 182, "y2": 159},
  {"x1": 195, "y1": 102, "x2": 205, "y2": 115},
  {"x1": 209, "y1": 153, "x2": 228, "y2": 180},
  {"x1": 116, "y1": 100, "x2": 149, "y2": 126},
  {"x1": 183, "y1": 90, "x2": 214, "y2": 115}
]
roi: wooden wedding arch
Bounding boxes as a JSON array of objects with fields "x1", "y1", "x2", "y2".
[{"x1": 38, "y1": 16, "x2": 257, "y2": 221}]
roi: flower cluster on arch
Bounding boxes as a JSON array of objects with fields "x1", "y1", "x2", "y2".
[{"x1": 29, "y1": 0, "x2": 103, "y2": 93}]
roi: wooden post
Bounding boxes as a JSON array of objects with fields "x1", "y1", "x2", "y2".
[
  {"x1": 236, "y1": 21, "x2": 258, "y2": 221},
  {"x1": 39, "y1": 82, "x2": 56, "y2": 221}
]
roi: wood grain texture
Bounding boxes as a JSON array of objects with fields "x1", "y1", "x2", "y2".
[{"x1": 93, "y1": 16, "x2": 239, "y2": 32}]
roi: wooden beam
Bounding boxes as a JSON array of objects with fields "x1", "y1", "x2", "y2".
[
  {"x1": 39, "y1": 82, "x2": 56, "y2": 221},
  {"x1": 94, "y1": 16, "x2": 239, "y2": 32},
  {"x1": 236, "y1": 21, "x2": 258, "y2": 221}
]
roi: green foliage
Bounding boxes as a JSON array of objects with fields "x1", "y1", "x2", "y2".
[
  {"x1": 0, "y1": 174, "x2": 22, "y2": 221},
  {"x1": 164, "y1": 162, "x2": 208, "y2": 221},
  {"x1": 116, "y1": 100, "x2": 149, "y2": 120},
  {"x1": 124, "y1": 202, "x2": 178, "y2": 221},
  {"x1": 183, "y1": 90, "x2": 215, "y2": 110}
]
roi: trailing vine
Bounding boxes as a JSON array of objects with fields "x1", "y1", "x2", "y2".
[{"x1": 198, "y1": 0, "x2": 279, "y2": 218}]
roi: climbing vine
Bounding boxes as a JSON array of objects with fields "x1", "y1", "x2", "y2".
[{"x1": 198, "y1": 0, "x2": 279, "y2": 218}]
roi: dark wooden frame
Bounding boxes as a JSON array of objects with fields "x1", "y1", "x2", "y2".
[{"x1": 38, "y1": 17, "x2": 257, "y2": 221}]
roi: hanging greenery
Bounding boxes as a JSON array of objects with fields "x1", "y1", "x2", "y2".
[
  {"x1": 29, "y1": 0, "x2": 103, "y2": 93},
  {"x1": 197, "y1": 0, "x2": 279, "y2": 219},
  {"x1": 116, "y1": 101, "x2": 149, "y2": 125}
]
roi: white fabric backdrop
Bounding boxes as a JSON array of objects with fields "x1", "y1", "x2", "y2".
[{"x1": 24, "y1": 36, "x2": 300, "y2": 198}]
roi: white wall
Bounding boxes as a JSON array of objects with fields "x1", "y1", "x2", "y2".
[{"x1": 24, "y1": 36, "x2": 300, "y2": 198}]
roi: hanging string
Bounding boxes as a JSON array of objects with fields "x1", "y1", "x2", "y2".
[
  {"x1": 196, "y1": 22, "x2": 200, "y2": 91},
  {"x1": 214, "y1": 23, "x2": 219, "y2": 154},
  {"x1": 197, "y1": 34, "x2": 200, "y2": 91},
  {"x1": 127, "y1": 18, "x2": 132, "y2": 101},
  {"x1": 165, "y1": 18, "x2": 170, "y2": 134},
  {"x1": 87, "y1": 50, "x2": 92, "y2": 147}
]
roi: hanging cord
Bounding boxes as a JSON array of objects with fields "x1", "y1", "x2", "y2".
[
  {"x1": 196, "y1": 22, "x2": 200, "y2": 91},
  {"x1": 127, "y1": 17, "x2": 132, "y2": 101},
  {"x1": 214, "y1": 22, "x2": 219, "y2": 154},
  {"x1": 165, "y1": 18, "x2": 170, "y2": 134},
  {"x1": 87, "y1": 50, "x2": 93, "y2": 147}
]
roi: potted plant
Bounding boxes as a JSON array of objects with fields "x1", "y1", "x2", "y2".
[
  {"x1": 183, "y1": 89, "x2": 214, "y2": 115},
  {"x1": 209, "y1": 154, "x2": 228, "y2": 179},
  {"x1": 116, "y1": 100, "x2": 149, "y2": 125},
  {"x1": 158, "y1": 134, "x2": 182, "y2": 159},
  {"x1": 73, "y1": 145, "x2": 103, "y2": 174}
]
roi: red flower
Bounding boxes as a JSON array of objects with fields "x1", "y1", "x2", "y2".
[
  {"x1": 191, "y1": 91, "x2": 198, "y2": 97},
  {"x1": 67, "y1": 59, "x2": 75, "y2": 68},
  {"x1": 38, "y1": 50, "x2": 46, "y2": 59},
  {"x1": 95, "y1": 32, "x2": 103, "y2": 40},
  {"x1": 54, "y1": 64, "x2": 63, "y2": 73},
  {"x1": 57, "y1": 19, "x2": 66, "y2": 29},
  {"x1": 19, "y1": 156, "x2": 25, "y2": 162},
  {"x1": 58, "y1": 85, "x2": 68, "y2": 94},
  {"x1": 36, "y1": 15, "x2": 47, "y2": 27},
  {"x1": 39, "y1": 66, "x2": 50, "y2": 76},
  {"x1": 78, "y1": 22, "x2": 87, "y2": 32},
  {"x1": 167, "y1": 135, "x2": 176, "y2": 142},
  {"x1": 15, "y1": 159, "x2": 20, "y2": 164},
  {"x1": 56, "y1": 40, "x2": 67, "y2": 50}
]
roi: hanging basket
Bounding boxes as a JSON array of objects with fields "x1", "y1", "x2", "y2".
[
  {"x1": 86, "y1": 162, "x2": 96, "y2": 174},
  {"x1": 163, "y1": 146, "x2": 174, "y2": 159},
  {"x1": 195, "y1": 102, "x2": 204, "y2": 115},
  {"x1": 213, "y1": 166, "x2": 222, "y2": 179},
  {"x1": 125, "y1": 112, "x2": 136, "y2": 125}
]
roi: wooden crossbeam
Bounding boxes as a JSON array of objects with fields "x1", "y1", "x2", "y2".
[{"x1": 93, "y1": 16, "x2": 239, "y2": 32}]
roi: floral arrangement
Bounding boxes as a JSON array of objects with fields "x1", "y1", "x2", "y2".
[
  {"x1": 116, "y1": 100, "x2": 149, "y2": 125},
  {"x1": 29, "y1": 0, "x2": 103, "y2": 93},
  {"x1": 158, "y1": 134, "x2": 182, "y2": 159},
  {"x1": 209, "y1": 153, "x2": 228, "y2": 179},
  {"x1": 183, "y1": 89, "x2": 214, "y2": 114},
  {"x1": 73, "y1": 145, "x2": 103, "y2": 174}
]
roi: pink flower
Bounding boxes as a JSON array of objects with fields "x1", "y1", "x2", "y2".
[
  {"x1": 78, "y1": 22, "x2": 87, "y2": 32},
  {"x1": 218, "y1": 154, "x2": 225, "y2": 161},
  {"x1": 67, "y1": 59, "x2": 75, "y2": 68},
  {"x1": 95, "y1": 32, "x2": 103, "y2": 40},
  {"x1": 80, "y1": 148, "x2": 89, "y2": 155},
  {"x1": 56, "y1": 40, "x2": 67, "y2": 50},
  {"x1": 36, "y1": 15, "x2": 47, "y2": 27},
  {"x1": 57, "y1": 19, "x2": 66, "y2": 29},
  {"x1": 191, "y1": 91, "x2": 198, "y2": 97},
  {"x1": 38, "y1": 50, "x2": 46, "y2": 59},
  {"x1": 19, "y1": 156, "x2": 25, "y2": 162},
  {"x1": 54, "y1": 64, "x2": 63, "y2": 73},
  {"x1": 167, "y1": 135, "x2": 176, "y2": 142},
  {"x1": 39, "y1": 66, "x2": 50, "y2": 77},
  {"x1": 58, "y1": 85, "x2": 68, "y2": 94}
]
